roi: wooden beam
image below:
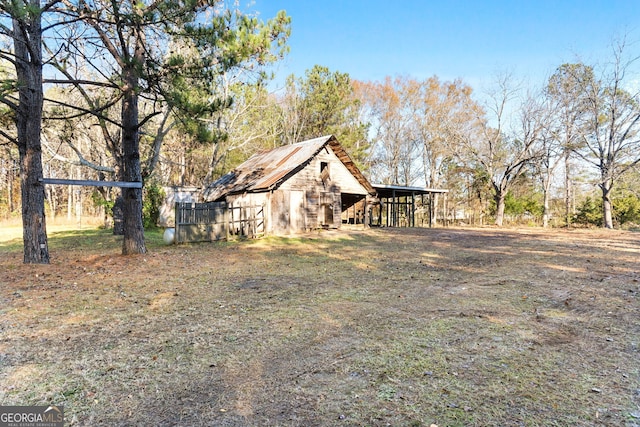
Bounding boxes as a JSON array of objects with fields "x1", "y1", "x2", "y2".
[{"x1": 39, "y1": 178, "x2": 142, "y2": 188}]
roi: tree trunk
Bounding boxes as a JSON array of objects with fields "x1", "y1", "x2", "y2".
[
  {"x1": 180, "y1": 146, "x2": 186, "y2": 187},
  {"x1": 564, "y1": 152, "x2": 572, "y2": 227},
  {"x1": 428, "y1": 168, "x2": 439, "y2": 227},
  {"x1": 542, "y1": 171, "x2": 553, "y2": 228},
  {"x1": 13, "y1": 11, "x2": 50, "y2": 264},
  {"x1": 601, "y1": 179, "x2": 614, "y2": 229},
  {"x1": 67, "y1": 185, "x2": 72, "y2": 220},
  {"x1": 46, "y1": 185, "x2": 56, "y2": 221},
  {"x1": 494, "y1": 190, "x2": 506, "y2": 227},
  {"x1": 8, "y1": 159, "x2": 15, "y2": 213},
  {"x1": 120, "y1": 66, "x2": 146, "y2": 255},
  {"x1": 542, "y1": 187, "x2": 550, "y2": 228},
  {"x1": 19, "y1": 144, "x2": 49, "y2": 263}
]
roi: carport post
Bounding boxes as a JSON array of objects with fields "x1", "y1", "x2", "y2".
[
  {"x1": 411, "y1": 191, "x2": 415, "y2": 227},
  {"x1": 429, "y1": 192, "x2": 433, "y2": 228}
]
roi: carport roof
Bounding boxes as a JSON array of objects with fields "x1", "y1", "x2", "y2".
[{"x1": 372, "y1": 184, "x2": 449, "y2": 199}]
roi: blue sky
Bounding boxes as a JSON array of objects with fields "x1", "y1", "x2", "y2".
[{"x1": 252, "y1": 0, "x2": 640, "y2": 91}]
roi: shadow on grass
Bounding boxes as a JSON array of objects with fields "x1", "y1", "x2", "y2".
[{"x1": 0, "y1": 227, "x2": 166, "y2": 254}]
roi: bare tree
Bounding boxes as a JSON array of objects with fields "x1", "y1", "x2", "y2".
[
  {"x1": 575, "y1": 40, "x2": 640, "y2": 228},
  {"x1": 543, "y1": 63, "x2": 593, "y2": 227},
  {"x1": 412, "y1": 76, "x2": 481, "y2": 225},
  {"x1": 462, "y1": 74, "x2": 545, "y2": 226},
  {"x1": 358, "y1": 76, "x2": 421, "y2": 186}
]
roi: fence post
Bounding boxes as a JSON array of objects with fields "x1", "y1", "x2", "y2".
[
  {"x1": 225, "y1": 202, "x2": 230, "y2": 240},
  {"x1": 174, "y1": 202, "x2": 180, "y2": 243}
]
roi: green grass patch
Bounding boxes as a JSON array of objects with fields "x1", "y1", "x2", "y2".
[{"x1": 0, "y1": 226, "x2": 166, "y2": 253}]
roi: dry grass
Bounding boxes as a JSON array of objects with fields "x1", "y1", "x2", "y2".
[{"x1": 1, "y1": 225, "x2": 639, "y2": 426}]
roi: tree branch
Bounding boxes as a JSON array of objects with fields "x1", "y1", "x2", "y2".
[
  {"x1": 44, "y1": 96, "x2": 123, "y2": 127},
  {"x1": 42, "y1": 135, "x2": 115, "y2": 173},
  {"x1": 43, "y1": 78, "x2": 119, "y2": 88},
  {"x1": 0, "y1": 93, "x2": 19, "y2": 111},
  {"x1": 0, "y1": 128, "x2": 18, "y2": 145}
]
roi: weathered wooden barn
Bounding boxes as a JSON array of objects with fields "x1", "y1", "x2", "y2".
[{"x1": 202, "y1": 135, "x2": 377, "y2": 234}]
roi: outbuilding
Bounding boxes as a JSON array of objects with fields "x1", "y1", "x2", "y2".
[{"x1": 202, "y1": 135, "x2": 377, "y2": 234}]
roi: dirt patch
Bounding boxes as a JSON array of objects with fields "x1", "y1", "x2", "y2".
[{"x1": 1, "y1": 226, "x2": 639, "y2": 426}]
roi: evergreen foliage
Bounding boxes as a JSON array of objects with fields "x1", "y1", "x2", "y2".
[{"x1": 142, "y1": 182, "x2": 165, "y2": 230}]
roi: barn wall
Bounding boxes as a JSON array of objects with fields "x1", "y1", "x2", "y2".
[
  {"x1": 159, "y1": 186, "x2": 201, "y2": 227},
  {"x1": 278, "y1": 148, "x2": 368, "y2": 230},
  {"x1": 280, "y1": 149, "x2": 367, "y2": 194},
  {"x1": 218, "y1": 147, "x2": 371, "y2": 235},
  {"x1": 324, "y1": 155, "x2": 367, "y2": 195},
  {"x1": 226, "y1": 190, "x2": 310, "y2": 235},
  {"x1": 226, "y1": 192, "x2": 268, "y2": 207}
]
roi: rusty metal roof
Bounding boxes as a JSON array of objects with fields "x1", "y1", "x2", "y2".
[{"x1": 203, "y1": 135, "x2": 375, "y2": 202}]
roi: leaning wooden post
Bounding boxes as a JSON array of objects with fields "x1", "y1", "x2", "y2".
[{"x1": 443, "y1": 193, "x2": 448, "y2": 227}]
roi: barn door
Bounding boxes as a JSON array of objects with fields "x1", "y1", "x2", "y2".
[
  {"x1": 289, "y1": 190, "x2": 305, "y2": 233},
  {"x1": 320, "y1": 192, "x2": 334, "y2": 227},
  {"x1": 322, "y1": 204, "x2": 333, "y2": 226}
]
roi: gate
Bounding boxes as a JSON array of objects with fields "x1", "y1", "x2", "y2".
[{"x1": 174, "y1": 202, "x2": 265, "y2": 243}]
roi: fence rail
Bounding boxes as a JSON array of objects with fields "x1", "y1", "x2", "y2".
[{"x1": 175, "y1": 202, "x2": 265, "y2": 243}]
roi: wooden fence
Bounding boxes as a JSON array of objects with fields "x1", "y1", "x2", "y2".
[{"x1": 174, "y1": 202, "x2": 265, "y2": 243}]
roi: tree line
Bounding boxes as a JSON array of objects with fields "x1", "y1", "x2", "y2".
[{"x1": 1, "y1": 0, "x2": 639, "y2": 263}]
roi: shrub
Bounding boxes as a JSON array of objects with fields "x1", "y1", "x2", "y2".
[
  {"x1": 143, "y1": 182, "x2": 165, "y2": 230},
  {"x1": 613, "y1": 194, "x2": 640, "y2": 225},
  {"x1": 573, "y1": 197, "x2": 602, "y2": 227}
]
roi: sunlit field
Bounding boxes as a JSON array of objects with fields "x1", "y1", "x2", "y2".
[{"x1": 1, "y1": 224, "x2": 639, "y2": 426}]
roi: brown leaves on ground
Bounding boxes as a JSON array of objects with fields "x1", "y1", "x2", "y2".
[{"x1": 0, "y1": 226, "x2": 639, "y2": 426}]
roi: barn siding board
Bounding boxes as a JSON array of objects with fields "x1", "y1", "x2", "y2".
[
  {"x1": 270, "y1": 190, "x2": 288, "y2": 235},
  {"x1": 316, "y1": 149, "x2": 368, "y2": 195},
  {"x1": 279, "y1": 150, "x2": 367, "y2": 196},
  {"x1": 306, "y1": 190, "x2": 319, "y2": 227},
  {"x1": 277, "y1": 150, "x2": 364, "y2": 230},
  {"x1": 290, "y1": 190, "x2": 306, "y2": 232}
]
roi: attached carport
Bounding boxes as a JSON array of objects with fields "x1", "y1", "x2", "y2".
[{"x1": 371, "y1": 184, "x2": 449, "y2": 228}]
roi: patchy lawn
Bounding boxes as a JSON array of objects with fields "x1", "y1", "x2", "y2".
[{"x1": 0, "y1": 225, "x2": 639, "y2": 426}]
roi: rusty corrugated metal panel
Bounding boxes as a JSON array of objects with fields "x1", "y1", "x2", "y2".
[
  {"x1": 246, "y1": 138, "x2": 328, "y2": 191},
  {"x1": 255, "y1": 169, "x2": 290, "y2": 189},
  {"x1": 202, "y1": 135, "x2": 378, "y2": 201},
  {"x1": 274, "y1": 146, "x2": 302, "y2": 168}
]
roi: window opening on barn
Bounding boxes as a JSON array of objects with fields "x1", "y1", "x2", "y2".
[{"x1": 320, "y1": 161, "x2": 330, "y2": 185}]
